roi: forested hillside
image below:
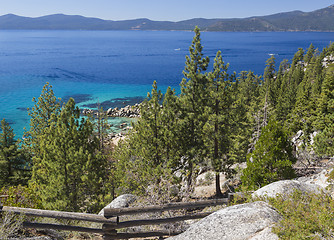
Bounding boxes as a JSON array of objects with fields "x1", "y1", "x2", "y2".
[{"x1": 1, "y1": 5, "x2": 334, "y2": 31}]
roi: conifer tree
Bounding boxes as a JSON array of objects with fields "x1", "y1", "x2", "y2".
[
  {"x1": 314, "y1": 65, "x2": 334, "y2": 157},
  {"x1": 113, "y1": 83, "x2": 181, "y2": 195},
  {"x1": 263, "y1": 55, "x2": 278, "y2": 108},
  {"x1": 290, "y1": 48, "x2": 305, "y2": 89},
  {"x1": 30, "y1": 98, "x2": 107, "y2": 212},
  {"x1": 276, "y1": 48, "x2": 305, "y2": 123},
  {"x1": 204, "y1": 51, "x2": 234, "y2": 196},
  {"x1": 0, "y1": 119, "x2": 29, "y2": 187},
  {"x1": 95, "y1": 105, "x2": 110, "y2": 152},
  {"x1": 24, "y1": 83, "x2": 61, "y2": 158},
  {"x1": 160, "y1": 86, "x2": 180, "y2": 167},
  {"x1": 131, "y1": 81, "x2": 164, "y2": 165},
  {"x1": 236, "y1": 71, "x2": 263, "y2": 153},
  {"x1": 242, "y1": 119, "x2": 296, "y2": 190},
  {"x1": 304, "y1": 44, "x2": 315, "y2": 64},
  {"x1": 178, "y1": 26, "x2": 210, "y2": 188},
  {"x1": 290, "y1": 55, "x2": 320, "y2": 147}
]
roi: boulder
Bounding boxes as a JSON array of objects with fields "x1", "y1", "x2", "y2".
[
  {"x1": 98, "y1": 194, "x2": 137, "y2": 216},
  {"x1": 106, "y1": 108, "x2": 113, "y2": 115},
  {"x1": 167, "y1": 201, "x2": 280, "y2": 240},
  {"x1": 297, "y1": 168, "x2": 333, "y2": 189},
  {"x1": 252, "y1": 180, "x2": 322, "y2": 199}
]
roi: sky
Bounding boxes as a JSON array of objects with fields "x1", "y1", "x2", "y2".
[{"x1": 1, "y1": 0, "x2": 333, "y2": 21}]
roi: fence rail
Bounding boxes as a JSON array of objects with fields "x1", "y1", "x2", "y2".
[{"x1": 0, "y1": 196, "x2": 235, "y2": 239}]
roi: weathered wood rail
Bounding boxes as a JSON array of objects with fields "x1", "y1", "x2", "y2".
[{"x1": 0, "y1": 197, "x2": 231, "y2": 239}]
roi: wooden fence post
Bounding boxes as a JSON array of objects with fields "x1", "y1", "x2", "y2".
[{"x1": 103, "y1": 211, "x2": 119, "y2": 239}]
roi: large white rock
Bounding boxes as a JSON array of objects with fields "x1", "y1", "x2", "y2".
[
  {"x1": 297, "y1": 168, "x2": 333, "y2": 189},
  {"x1": 167, "y1": 201, "x2": 280, "y2": 240},
  {"x1": 98, "y1": 194, "x2": 137, "y2": 216},
  {"x1": 252, "y1": 180, "x2": 322, "y2": 199}
]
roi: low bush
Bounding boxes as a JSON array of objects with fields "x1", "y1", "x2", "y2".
[
  {"x1": 0, "y1": 185, "x2": 42, "y2": 208},
  {"x1": 269, "y1": 190, "x2": 334, "y2": 239}
]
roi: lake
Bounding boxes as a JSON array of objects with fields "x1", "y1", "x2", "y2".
[{"x1": 0, "y1": 30, "x2": 333, "y2": 138}]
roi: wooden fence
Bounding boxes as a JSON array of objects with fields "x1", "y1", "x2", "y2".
[{"x1": 0, "y1": 197, "x2": 233, "y2": 239}]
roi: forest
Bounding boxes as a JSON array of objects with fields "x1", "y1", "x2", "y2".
[{"x1": 0, "y1": 27, "x2": 333, "y2": 216}]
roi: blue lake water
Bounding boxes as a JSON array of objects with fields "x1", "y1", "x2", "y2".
[{"x1": 0, "y1": 30, "x2": 333, "y2": 138}]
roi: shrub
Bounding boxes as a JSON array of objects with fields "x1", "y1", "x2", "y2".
[
  {"x1": 269, "y1": 190, "x2": 334, "y2": 239},
  {"x1": 0, "y1": 185, "x2": 42, "y2": 209},
  {"x1": 241, "y1": 120, "x2": 296, "y2": 190}
]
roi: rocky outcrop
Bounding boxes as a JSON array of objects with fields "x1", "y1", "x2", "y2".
[
  {"x1": 98, "y1": 194, "x2": 137, "y2": 216},
  {"x1": 167, "y1": 201, "x2": 280, "y2": 240},
  {"x1": 322, "y1": 54, "x2": 334, "y2": 68},
  {"x1": 297, "y1": 168, "x2": 333, "y2": 189},
  {"x1": 82, "y1": 103, "x2": 140, "y2": 118},
  {"x1": 82, "y1": 108, "x2": 94, "y2": 115},
  {"x1": 252, "y1": 180, "x2": 322, "y2": 199},
  {"x1": 106, "y1": 104, "x2": 140, "y2": 118}
]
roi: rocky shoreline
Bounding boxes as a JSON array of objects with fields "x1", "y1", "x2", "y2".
[
  {"x1": 81, "y1": 103, "x2": 141, "y2": 146},
  {"x1": 82, "y1": 103, "x2": 141, "y2": 118}
]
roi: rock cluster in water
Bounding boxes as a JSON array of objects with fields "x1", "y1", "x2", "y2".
[
  {"x1": 82, "y1": 104, "x2": 141, "y2": 118},
  {"x1": 106, "y1": 104, "x2": 141, "y2": 118}
]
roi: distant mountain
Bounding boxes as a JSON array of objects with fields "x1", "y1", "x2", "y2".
[{"x1": 1, "y1": 5, "x2": 334, "y2": 31}]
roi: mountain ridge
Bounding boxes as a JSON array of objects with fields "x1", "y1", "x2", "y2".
[{"x1": 1, "y1": 5, "x2": 334, "y2": 31}]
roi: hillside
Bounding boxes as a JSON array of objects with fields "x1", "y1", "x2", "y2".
[{"x1": 0, "y1": 5, "x2": 334, "y2": 31}]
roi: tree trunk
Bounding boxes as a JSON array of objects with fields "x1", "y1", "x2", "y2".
[{"x1": 215, "y1": 172, "x2": 223, "y2": 197}]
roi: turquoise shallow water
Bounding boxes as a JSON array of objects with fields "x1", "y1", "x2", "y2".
[{"x1": 0, "y1": 30, "x2": 333, "y2": 138}]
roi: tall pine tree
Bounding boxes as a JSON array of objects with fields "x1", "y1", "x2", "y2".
[
  {"x1": 314, "y1": 64, "x2": 334, "y2": 157},
  {"x1": 204, "y1": 51, "x2": 234, "y2": 196},
  {"x1": 178, "y1": 26, "x2": 210, "y2": 188}
]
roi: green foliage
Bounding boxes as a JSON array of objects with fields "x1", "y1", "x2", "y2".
[
  {"x1": 314, "y1": 64, "x2": 334, "y2": 157},
  {"x1": 178, "y1": 26, "x2": 210, "y2": 187},
  {"x1": 113, "y1": 137, "x2": 177, "y2": 197},
  {"x1": 241, "y1": 119, "x2": 296, "y2": 190},
  {"x1": 304, "y1": 43, "x2": 315, "y2": 64},
  {"x1": 133, "y1": 81, "x2": 164, "y2": 166},
  {"x1": 113, "y1": 82, "x2": 181, "y2": 196},
  {"x1": 113, "y1": 28, "x2": 251, "y2": 197},
  {"x1": 0, "y1": 119, "x2": 29, "y2": 188},
  {"x1": 204, "y1": 50, "x2": 233, "y2": 173},
  {"x1": 29, "y1": 98, "x2": 108, "y2": 212},
  {"x1": 270, "y1": 191, "x2": 334, "y2": 239},
  {"x1": 25, "y1": 84, "x2": 111, "y2": 212},
  {"x1": 0, "y1": 185, "x2": 42, "y2": 208},
  {"x1": 24, "y1": 82, "x2": 61, "y2": 156},
  {"x1": 94, "y1": 105, "x2": 110, "y2": 152}
]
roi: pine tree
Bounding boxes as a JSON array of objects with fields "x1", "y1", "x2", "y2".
[
  {"x1": 242, "y1": 119, "x2": 297, "y2": 190},
  {"x1": 314, "y1": 65, "x2": 334, "y2": 157},
  {"x1": 24, "y1": 83, "x2": 61, "y2": 158},
  {"x1": 304, "y1": 43, "x2": 315, "y2": 64},
  {"x1": 30, "y1": 98, "x2": 107, "y2": 212},
  {"x1": 131, "y1": 81, "x2": 164, "y2": 166},
  {"x1": 178, "y1": 26, "x2": 210, "y2": 188},
  {"x1": 0, "y1": 119, "x2": 29, "y2": 187},
  {"x1": 204, "y1": 51, "x2": 234, "y2": 196},
  {"x1": 289, "y1": 55, "x2": 321, "y2": 147},
  {"x1": 263, "y1": 55, "x2": 278, "y2": 108},
  {"x1": 113, "y1": 83, "x2": 181, "y2": 196},
  {"x1": 95, "y1": 104, "x2": 110, "y2": 152},
  {"x1": 236, "y1": 71, "x2": 263, "y2": 153},
  {"x1": 290, "y1": 48, "x2": 305, "y2": 89},
  {"x1": 160, "y1": 86, "x2": 180, "y2": 167}
]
